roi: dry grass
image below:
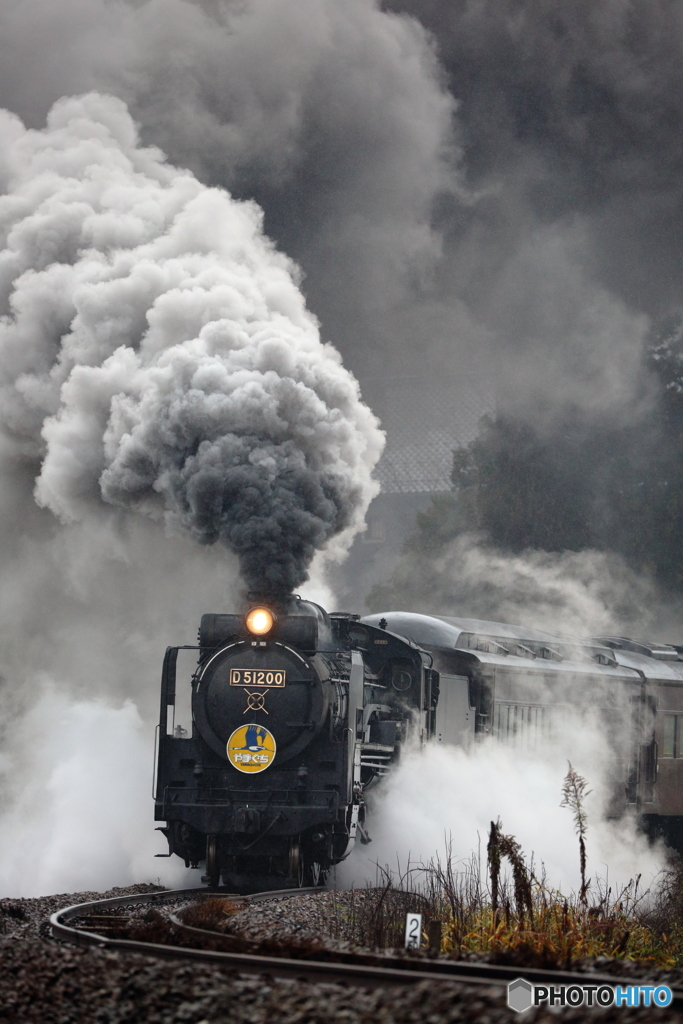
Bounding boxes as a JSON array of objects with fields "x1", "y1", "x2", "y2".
[
  {"x1": 335, "y1": 767, "x2": 683, "y2": 968},
  {"x1": 327, "y1": 884, "x2": 433, "y2": 950},
  {"x1": 431, "y1": 844, "x2": 683, "y2": 968},
  {"x1": 335, "y1": 835, "x2": 683, "y2": 968},
  {"x1": 180, "y1": 897, "x2": 241, "y2": 931}
]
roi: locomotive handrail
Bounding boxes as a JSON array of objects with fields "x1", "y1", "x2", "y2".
[{"x1": 152, "y1": 723, "x2": 159, "y2": 799}]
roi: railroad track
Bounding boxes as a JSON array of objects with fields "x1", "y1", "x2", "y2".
[{"x1": 50, "y1": 887, "x2": 683, "y2": 1006}]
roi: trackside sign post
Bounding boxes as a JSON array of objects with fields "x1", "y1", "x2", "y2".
[
  {"x1": 404, "y1": 913, "x2": 422, "y2": 950},
  {"x1": 508, "y1": 977, "x2": 673, "y2": 1012}
]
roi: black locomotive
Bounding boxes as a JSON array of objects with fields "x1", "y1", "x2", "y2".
[
  {"x1": 155, "y1": 602, "x2": 683, "y2": 887},
  {"x1": 154, "y1": 597, "x2": 437, "y2": 890}
]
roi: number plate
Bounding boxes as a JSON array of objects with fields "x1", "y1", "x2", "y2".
[{"x1": 230, "y1": 668, "x2": 286, "y2": 687}]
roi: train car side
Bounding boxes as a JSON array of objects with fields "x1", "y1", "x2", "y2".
[{"x1": 363, "y1": 612, "x2": 682, "y2": 850}]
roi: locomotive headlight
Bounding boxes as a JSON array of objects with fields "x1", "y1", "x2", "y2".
[{"x1": 245, "y1": 607, "x2": 274, "y2": 636}]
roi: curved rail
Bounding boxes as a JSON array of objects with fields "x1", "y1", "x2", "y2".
[{"x1": 50, "y1": 888, "x2": 683, "y2": 1003}]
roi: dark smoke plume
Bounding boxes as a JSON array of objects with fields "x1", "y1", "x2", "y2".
[{"x1": 0, "y1": 94, "x2": 383, "y2": 600}]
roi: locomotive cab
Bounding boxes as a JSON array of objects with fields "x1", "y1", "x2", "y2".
[{"x1": 154, "y1": 598, "x2": 434, "y2": 891}]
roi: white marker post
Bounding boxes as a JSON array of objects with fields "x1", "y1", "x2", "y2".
[{"x1": 404, "y1": 912, "x2": 422, "y2": 950}]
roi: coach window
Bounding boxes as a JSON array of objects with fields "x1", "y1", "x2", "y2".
[{"x1": 662, "y1": 714, "x2": 678, "y2": 758}]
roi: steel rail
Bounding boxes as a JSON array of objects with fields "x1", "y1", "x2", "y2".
[{"x1": 50, "y1": 888, "x2": 683, "y2": 1004}]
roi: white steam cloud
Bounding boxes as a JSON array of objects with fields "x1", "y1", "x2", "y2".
[
  {"x1": 0, "y1": 91, "x2": 383, "y2": 898},
  {"x1": 0, "y1": 690, "x2": 196, "y2": 896},
  {"x1": 342, "y1": 725, "x2": 666, "y2": 899},
  {"x1": 372, "y1": 532, "x2": 679, "y2": 639},
  {"x1": 0, "y1": 92, "x2": 383, "y2": 600}
]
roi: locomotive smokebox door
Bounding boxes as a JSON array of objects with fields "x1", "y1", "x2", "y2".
[{"x1": 193, "y1": 640, "x2": 328, "y2": 764}]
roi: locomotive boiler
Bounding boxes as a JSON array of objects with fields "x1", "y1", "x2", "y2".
[{"x1": 154, "y1": 597, "x2": 437, "y2": 890}]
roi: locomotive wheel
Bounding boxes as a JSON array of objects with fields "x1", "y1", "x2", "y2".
[
  {"x1": 309, "y1": 861, "x2": 327, "y2": 887},
  {"x1": 205, "y1": 835, "x2": 219, "y2": 887},
  {"x1": 288, "y1": 839, "x2": 305, "y2": 886}
]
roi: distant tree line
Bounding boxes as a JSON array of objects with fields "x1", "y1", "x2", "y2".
[{"x1": 376, "y1": 317, "x2": 683, "y2": 596}]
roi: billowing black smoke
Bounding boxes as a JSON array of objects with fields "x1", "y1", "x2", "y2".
[
  {"x1": 0, "y1": 94, "x2": 384, "y2": 601},
  {"x1": 102, "y1": 432, "x2": 356, "y2": 601}
]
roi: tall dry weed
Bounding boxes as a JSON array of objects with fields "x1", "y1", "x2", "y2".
[{"x1": 330, "y1": 769, "x2": 682, "y2": 967}]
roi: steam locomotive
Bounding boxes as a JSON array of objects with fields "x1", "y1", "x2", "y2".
[
  {"x1": 154, "y1": 602, "x2": 683, "y2": 889},
  {"x1": 154, "y1": 598, "x2": 437, "y2": 889}
]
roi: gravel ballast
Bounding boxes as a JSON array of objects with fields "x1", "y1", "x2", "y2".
[{"x1": 1, "y1": 886, "x2": 682, "y2": 1023}]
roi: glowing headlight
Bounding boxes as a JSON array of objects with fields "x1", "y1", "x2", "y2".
[{"x1": 245, "y1": 607, "x2": 274, "y2": 636}]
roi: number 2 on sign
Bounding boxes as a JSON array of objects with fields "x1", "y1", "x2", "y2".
[{"x1": 404, "y1": 912, "x2": 422, "y2": 950}]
